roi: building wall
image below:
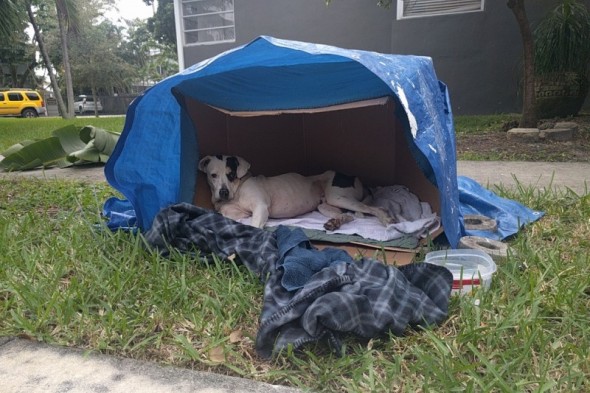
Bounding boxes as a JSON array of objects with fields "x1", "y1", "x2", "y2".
[
  {"x1": 180, "y1": 0, "x2": 394, "y2": 66},
  {"x1": 178, "y1": 0, "x2": 589, "y2": 115},
  {"x1": 390, "y1": 0, "x2": 556, "y2": 114}
]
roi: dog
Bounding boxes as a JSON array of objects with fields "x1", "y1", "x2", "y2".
[{"x1": 198, "y1": 154, "x2": 393, "y2": 229}]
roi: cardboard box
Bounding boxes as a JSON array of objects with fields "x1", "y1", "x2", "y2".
[{"x1": 185, "y1": 96, "x2": 441, "y2": 265}]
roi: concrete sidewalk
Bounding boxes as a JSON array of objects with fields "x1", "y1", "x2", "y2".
[
  {"x1": 457, "y1": 161, "x2": 589, "y2": 195},
  {"x1": 0, "y1": 337, "x2": 300, "y2": 393}
]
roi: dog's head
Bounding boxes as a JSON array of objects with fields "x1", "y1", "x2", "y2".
[{"x1": 198, "y1": 155, "x2": 251, "y2": 203}]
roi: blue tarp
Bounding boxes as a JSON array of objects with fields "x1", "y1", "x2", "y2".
[{"x1": 104, "y1": 36, "x2": 541, "y2": 247}]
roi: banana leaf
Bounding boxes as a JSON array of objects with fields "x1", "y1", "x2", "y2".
[
  {"x1": 52, "y1": 125, "x2": 88, "y2": 154},
  {"x1": 66, "y1": 126, "x2": 120, "y2": 164},
  {"x1": 0, "y1": 137, "x2": 67, "y2": 171},
  {"x1": 0, "y1": 140, "x2": 37, "y2": 158},
  {"x1": 0, "y1": 125, "x2": 120, "y2": 171}
]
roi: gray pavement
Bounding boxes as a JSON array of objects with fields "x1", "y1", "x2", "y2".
[
  {"x1": 0, "y1": 163, "x2": 107, "y2": 183},
  {"x1": 1, "y1": 160, "x2": 589, "y2": 393},
  {"x1": 0, "y1": 337, "x2": 301, "y2": 393},
  {"x1": 457, "y1": 161, "x2": 589, "y2": 195}
]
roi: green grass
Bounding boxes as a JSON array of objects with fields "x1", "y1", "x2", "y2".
[
  {"x1": 1, "y1": 177, "x2": 589, "y2": 392},
  {"x1": 453, "y1": 113, "x2": 520, "y2": 135},
  {"x1": 0, "y1": 117, "x2": 126, "y2": 152},
  {"x1": 1, "y1": 115, "x2": 589, "y2": 390}
]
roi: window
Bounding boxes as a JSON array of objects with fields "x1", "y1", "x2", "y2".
[
  {"x1": 7, "y1": 92, "x2": 23, "y2": 101},
  {"x1": 25, "y1": 92, "x2": 40, "y2": 101},
  {"x1": 397, "y1": 0, "x2": 484, "y2": 20},
  {"x1": 181, "y1": 0, "x2": 235, "y2": 46},
  {"x1": 0, "y1": 94, "x2": 4, "y2": 102}
]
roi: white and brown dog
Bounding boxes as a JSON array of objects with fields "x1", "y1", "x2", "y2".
[{"x1": 198, "y1": 154, "x2": 392, "y2": 230}]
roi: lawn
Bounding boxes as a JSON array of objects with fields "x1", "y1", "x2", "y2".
[
  {"x1": 453, "y1": 113, "x2": 520, "y2": 135},
  {"x1": 0, "y1": 117, "x2": 126, "y2": 152},
  {"x1": 1, "y1": 116, "x2": 589, "y2": 391}
]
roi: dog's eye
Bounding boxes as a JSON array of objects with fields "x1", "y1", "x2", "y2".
[{"x1": 211, "y1": 174, "x2": 218, "y2": 178}]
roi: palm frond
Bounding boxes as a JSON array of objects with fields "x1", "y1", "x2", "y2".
[{"x1": 0, "y1": 0, "x2": 24, "y2": 36}]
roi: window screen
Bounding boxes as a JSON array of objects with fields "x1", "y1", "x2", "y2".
[{"x1": 397, "y1": 0, "x2": 484, "y2": 19}]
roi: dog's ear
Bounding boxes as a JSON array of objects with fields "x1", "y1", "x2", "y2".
[
  {"x1": 198, "y1": 156, "x2": 211, "y2": 172},
  {"x1": 235, "y1": 156, "x2": 251, "y2": 178}
]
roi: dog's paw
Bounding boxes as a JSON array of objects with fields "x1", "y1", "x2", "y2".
[
  {"x1": 324, "y1": 218, "x2": 343, "y2": 231},
  {"x1": 323, "y1": 214, "x2": 354, "y2": 231}
]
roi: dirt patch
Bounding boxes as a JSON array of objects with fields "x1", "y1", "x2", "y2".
[{"x1": 456, "y1": 113, "x2": 590, "y2": 162}]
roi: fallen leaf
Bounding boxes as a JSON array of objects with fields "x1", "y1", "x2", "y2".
[
  {"x1": 229, "y1": 330, "x2": 243, "y2": 343},
  {"x1": 208, "y1": 346, "x2": 225, "y2": 363}
]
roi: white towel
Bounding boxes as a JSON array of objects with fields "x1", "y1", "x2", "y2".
[{"x1": 239, "y1": 186, "x2": 440, "y2": 242}]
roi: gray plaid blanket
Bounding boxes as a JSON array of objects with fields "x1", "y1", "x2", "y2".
[{"x1": 144, "y1": 203, "x2": 453, "y2": 358}]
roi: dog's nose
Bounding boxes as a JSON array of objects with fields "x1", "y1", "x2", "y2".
[{"x1": 219, "y1": 187, "x2": 229, "y2": 200}]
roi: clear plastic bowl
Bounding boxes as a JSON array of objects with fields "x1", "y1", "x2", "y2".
[{"x1": 424, "y1": 249, "x2": 497, "y2": 295}]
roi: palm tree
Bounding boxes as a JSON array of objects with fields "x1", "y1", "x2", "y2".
[
  {"x1": 55, "y1": 0, "x2": 80, "y2": 118},
  {"x1": 25, "y1": 0, "x2": 70, "y2": 118},
  {"x1": 17, "y1": 0, "x2": 80, "y2": 119},
  {"x1": 0, "y1": 0, "x2": 21, "y2": 36}
]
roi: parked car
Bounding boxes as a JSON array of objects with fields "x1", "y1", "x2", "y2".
[
  {"x1": 74, "y1": 95, "x2": 103, "y2": 114},
  {"x1": 0, "y1": 89, "x2": 46, "y2": 118}
]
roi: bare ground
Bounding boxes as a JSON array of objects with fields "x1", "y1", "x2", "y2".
[{"x1": 456, "y1": 113, "x2": 590, "y2": 162}]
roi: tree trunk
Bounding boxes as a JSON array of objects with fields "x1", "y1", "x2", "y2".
[
  {"x1": 25, "y1": 0, "x2": 71, "y2": 118},
  {"x1": 57, "y1": 11, "x2": 75, "y2": 117},
  {"x1": 9, "y1": 65, "x2": 18, "y2": 87},
  {"x1": 91, "y1": 85, "x2": 99, "y2": 117},
  {"x1": 507, "y1": 0, "x2": 537, "y2": 128}
]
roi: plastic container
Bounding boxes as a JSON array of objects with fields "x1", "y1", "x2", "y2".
[{"x1": 424, "y1": 249, "x2": 497, "y2": 295}]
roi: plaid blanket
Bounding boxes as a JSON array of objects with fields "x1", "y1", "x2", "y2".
[
  {"x1": 143, "y1": 203, "x2": 276, "y2": 279},
  {"x1": 144, "y1": 203, "x2": 453, "y2": 358}
]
